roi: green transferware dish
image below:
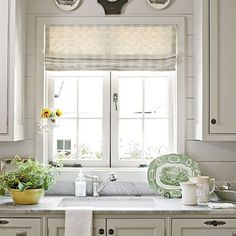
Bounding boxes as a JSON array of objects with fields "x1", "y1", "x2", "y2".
[
  {"x1": 215, "y1": 190, "x2": 236, "y2": 202},
  {"x1": 147, "y1": 153, "x2": 201, "y2": 198}
]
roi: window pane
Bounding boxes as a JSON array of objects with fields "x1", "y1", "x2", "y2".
[
  {"x1": 57, "y1": 140, "x2": 64, "y2": 150},
  {"x1": 119, "y1": 77, "x2": 143, "y2": 118},
  {"x1": 53, "y1": 119, "x2": 77, "y2": 160},
  {"x1": 116, "y1": 74, "x2": 172, "y2": 163},
  {"x1": 144, "y1": 119, "x2": 170, "y2": 160},
  {"x1": 78, "y1": 119, "x2": 102, "y2": 160},
  {"x1": 54, "y1": 78, "x2": 77, "y2": 118},
  {"x1": 78, "y1": 77, "x2": 103, "y2": 118},
  {"x1": 119, "y1": 119, "x2": 143, "y2": 160},
  {"x1": 144, "y1": 77, "x2": 169, "y2": 118},
  {"x1": 65, "y1": 140, "x2": 71, "y2": 150}
]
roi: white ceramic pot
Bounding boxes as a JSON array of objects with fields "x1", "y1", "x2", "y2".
[
  {"x1": 180, "y1": 182, "x2": 198, "y2": 206},
  {"x1": 189, "y1": 176, "x2": 215, "y2": 203}
]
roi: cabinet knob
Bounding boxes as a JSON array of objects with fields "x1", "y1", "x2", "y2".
[
  {"x1": 109, "y1": 229, "x2": 114, "y2": 235},
  {"x1": 99, "y1": 229, "x2": 105, "y2": 235},
  {"x1": 204, "y1": 220, "x2": 226, "y2": 227},
  {"x1": 232, "y1": 232, "x2": 236, "y2": 236},
  {"x1": 16, "y1": 231, "x2": 27, "y2": 236},
  {"x1": 0, "y1": 220, "x2": 9, "y2": 225},
  {"x1": 211, "y1": 119, "x2": 217, "y2": 125}
]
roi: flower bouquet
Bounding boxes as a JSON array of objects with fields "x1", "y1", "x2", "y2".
[{"x1": 37, "y1": 108, "x2": 63, "y2": 133}]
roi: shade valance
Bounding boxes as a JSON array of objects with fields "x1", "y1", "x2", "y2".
[{"x1": 45, "y1": 25, "x2": 177, "y2": 71}]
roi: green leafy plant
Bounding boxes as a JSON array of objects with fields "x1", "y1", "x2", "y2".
[{"x1": 0, "y1": 156, "x2": 61, "y2": 195}]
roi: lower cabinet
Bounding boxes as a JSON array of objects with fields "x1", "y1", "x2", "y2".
[
  {"x1": 47, "y1": 218, "x2": 165, "y2": 236},
  {"x1": 0, "y1": 218, "x2": 41, "y2": 236},
  {"x1": 48, "y1": 218, "x2": 106, "y2": 236},
  {"x1": 107, "y1": 219, "x2": 165, "y2": 236},
  {"x1": 172, "y1": 219, "x2": 236, "y2": 236},
  {"x1": 2, "y1": 216, "x2": 236, "y2": 236}
]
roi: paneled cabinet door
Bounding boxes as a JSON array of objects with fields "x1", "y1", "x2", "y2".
[
  {"x1": 0, "y1": 218, "x2": 41, "y2": 236},
  {"x1": 172, "y1": 219, "x2": 236, "y2": 236},
  {"x1": 47, "y1": 218, "x2": 106, "y2": 236},
  {"x1": 0, "y1": 0, "x2": 25, "y2": 141},
  {"x1": 107, "y1": 219, "x2": 165, "y2": 236},
  {"x1": 209, "y1": 0, "x2": 236, "y2": 134},
  {"x1": 0, "y1": 0, "x2": 9, "y2": 134}
]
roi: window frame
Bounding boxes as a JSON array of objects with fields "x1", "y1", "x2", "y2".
[
  {"x1": 111, "y1": 71, "x2": 175, "y2": 167},
  {"x1": 46, "y1": 70, "x2": 111, "y2": 167},
  {"x1": 46, "y1": 71, "x2": 175, "y2": 167},
  {"x1": 36, "y1": 16, "x2": 185, "y2": 169}
]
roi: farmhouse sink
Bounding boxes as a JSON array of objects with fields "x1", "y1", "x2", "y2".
[{"x1": 58, "y1": 197, "x2": 156, "y2": 209}]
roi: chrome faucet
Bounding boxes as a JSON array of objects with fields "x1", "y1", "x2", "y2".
[{"x1": 86, "y1": 173, "x2": 117, "y2": 197}]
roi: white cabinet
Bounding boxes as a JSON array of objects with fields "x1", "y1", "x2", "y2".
[
  {"x1": 195, "y1": 0, "x2": 236, "y2": 140},
  {"x1": 107, "y1": 219, "x2": 165, "y2": 236},
  {"x1": 47, "y1": 218, "x2": 165, "y2": 236},
  {"x1": 172, "y1": 219, "x2": 236, "y2": 236},
  {"x1": 0, "y1": 0, "x2": 25, "y2": 141},
  {"x1": 0, "y1": 218, "x2": 41, "y2": 236},
  {"x1": 0, "y1": 0, "x2": 8, "y2": 134},
  {"x1": 48, "y1": 219, "x2": 65, "y2": 236},
  {"x1": 47, "y1": 218, "x2": 106, "y2": 236}
]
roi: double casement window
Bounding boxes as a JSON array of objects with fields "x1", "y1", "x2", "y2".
[
  {"x1": 36, "y1": 17, "x2": 185, "y2": 168},
  {"x1": 46, "y1": 71, "x2": 175, "y2": 167}
]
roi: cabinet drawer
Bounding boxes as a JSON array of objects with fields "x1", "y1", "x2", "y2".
[
  {"x1": 172, "y1": 219, "x2": 236, "y2": 236},
  {"x1": 47, "y1": 218, "x2": 106, "y2": 236},
  {"x1": 0, "y1": 218, "x2": 41, "y2": 236}
]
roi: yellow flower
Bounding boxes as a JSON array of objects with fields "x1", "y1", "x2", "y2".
[
  {"x1": 56, "y1": 109, "x2": 63, "y2": 117},
  {"x1": 41, "y1": 108, "x2": 51, "y2": 118}
]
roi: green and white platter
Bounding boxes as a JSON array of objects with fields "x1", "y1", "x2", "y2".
[{"x1": 147, "y1": 153, "x2": 201, "y2": 198}]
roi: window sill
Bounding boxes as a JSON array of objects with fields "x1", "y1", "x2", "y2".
[
  {"x1": 60, "y1": 167, "x2": 148, "y2": 171},
  {"x1": 56, "y1": 167, "x2": 148, "y2": 183}
]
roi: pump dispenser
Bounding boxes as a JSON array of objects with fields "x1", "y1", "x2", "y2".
[{"x1": 75, "y1": 170, "x2": 86, "y2": 197}]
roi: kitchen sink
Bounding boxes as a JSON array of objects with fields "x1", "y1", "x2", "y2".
[{"x1": 57, "y1": 197, "x2": 156, "y2": 209}]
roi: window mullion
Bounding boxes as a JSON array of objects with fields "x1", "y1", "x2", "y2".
[
  {"x1": 142, "y1": 77, "x2": 145, "y2": 164},
  {"x1": 168, "y1": 73, "x2": 175, "y2": 152},
  {"x1": 110, "y1": 72, "x2": 119, "y2": 167},
  {"x1": 76, "y1": 77, "x2": 80, "y2": 161},
  {"x1": 47, "y1": 72, "x2": 54, "y2": 163},
  {"x1": 102, "y1": 72, "x2": 111, "y2": 167},
  {"x1": 109, "y1": 72, "x2": 112, "y2": 167}
]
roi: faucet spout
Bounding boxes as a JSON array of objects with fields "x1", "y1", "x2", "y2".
[{"x1": 93, "y1": 173, "x2": 117, "y2": 197}]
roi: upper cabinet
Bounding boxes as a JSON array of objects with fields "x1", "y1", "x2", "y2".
[
  {"x1": 0, "y1": 0, "x2": 9, "y2": 134},
  {"x1": 195, "y1": 0, "x2": 236, "y2": 141},
  {"x1": 0, "y1": 0, "x2": 25, "y2": 141}
]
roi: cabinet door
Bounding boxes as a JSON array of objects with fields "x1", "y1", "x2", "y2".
[
  {"x1": 172, "y1": 219, "x2": 236, "y2": 236},
  {"x1": 47, "y1": 218, "x2": 106, "y2": 236},
  {"x1": 0, "y1": 218, "x2": 41, "y2": 236},
  {"x1": 0, "y1": 0, "x2": 9, "y2": 134},
  {"x1": 209, "y1": 0, "x2": 236, "y2": 133},
  {"x1": 107, "y1": 219, "x2": 165, "y2": 236}
]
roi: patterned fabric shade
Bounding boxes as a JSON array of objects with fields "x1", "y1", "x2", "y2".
[{"x1": 45, "y1": 25, "x2": 177, "y2": 71}]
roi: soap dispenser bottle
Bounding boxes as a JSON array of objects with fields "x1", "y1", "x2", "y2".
[{"x1": 75, "y1": 170, "x2": 86, "y2": 197}]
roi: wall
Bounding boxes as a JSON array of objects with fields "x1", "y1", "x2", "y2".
[{"x1": 0, "y1": 0, "x2": 236, "y2": 181}]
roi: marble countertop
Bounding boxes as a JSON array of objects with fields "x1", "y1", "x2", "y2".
[{"x1": 0, "y1": 196, "x2": 236, "y2": 216}]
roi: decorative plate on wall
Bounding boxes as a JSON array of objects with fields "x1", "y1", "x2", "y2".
[
  {"x1": 147, "y1": 0, "x2": 172, "y2": 9},
  {"x1": 54, "y1": 0, "x2": 80, "y2": 11},
  {"x1": 147, "y1": 153, "x2": 201, "y2": 198}
]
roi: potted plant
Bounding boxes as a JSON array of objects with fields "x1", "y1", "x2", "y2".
[{"x1": 0, "y1": 156, "x2": 60, "y2": 205}]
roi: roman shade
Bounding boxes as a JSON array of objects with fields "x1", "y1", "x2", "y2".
[{"x1": 45, "y1": 25, "x2": 177, "y2": 71}]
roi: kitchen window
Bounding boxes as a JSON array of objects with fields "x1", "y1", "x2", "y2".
[
  {"x1": 36, "y1": 17, "x2": 185, "y2": 168},
  {"x1": 46, "y1": 71, "x2": 175, "y2": 167}
]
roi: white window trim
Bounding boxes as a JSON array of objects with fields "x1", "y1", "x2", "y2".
[{"x1": 36, "y1": 16, "x2": 185, "y2": 170}]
